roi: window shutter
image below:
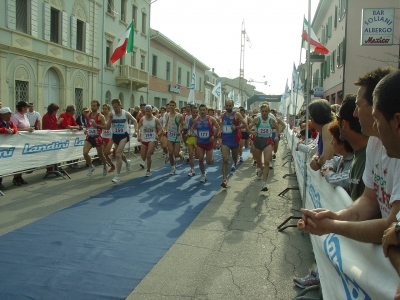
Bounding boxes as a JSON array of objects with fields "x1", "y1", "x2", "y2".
[
  {"x1": 321, "y1": 29, "x2": 325, "y2": 45},
  {"x1": 61, "y1": 11, "x2": 68, "y2": 47},
  {"x1": 43, "y1": 2, "x2": 50, "y2": 41},
  {"x1": 85, "y1": 22, "x2": 90, "y2": 54},
  {"x1": 30, "y1": 0, "x2": 38, "y2": 37},
  {"x1": 71, "y1": 16, "x2": 77, "y2": 49},
  {"x1": 328, "y1": 16, "x2": 332, "y2": 38},
  {"x1": 326, "y1": 56, "x2": 330, "y2": 77},
  {"x1": 7, "y1": 0, "x2": 16, "y2": 30}
]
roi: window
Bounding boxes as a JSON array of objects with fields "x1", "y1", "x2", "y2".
[
  {"x1": 321, "y1": 62, "x2": 325, "y2": 82},
  {"x1": 75, "y1": 88, "x2": 83, "y2": 114},
  {"x1": 130, "y1": 94, "x2": 135, "y2": 108},
  {"x1": 330, "y1": 50, "x2": 335, "y2": 73},
  {"x1": 76, "y1": 19, "x2": 85, "y2": 52},
  {"x1": 186, "y1": 71, "x2": 190, "y2": 87},
  {"x1": 162, "y1": 98, "x2": 167, "y2": 107},
  {"x1": 327, "y1": 16, "x2": 332, "y2": 38},
  {"x1": 154, "y1": 97, "x2": 160, "y2": 108},
  {"x1": 50, "y1": 7, "x2": 60, "y2": 43},
  {"x1": 166, "y1": 62, "x2": 171, "y2": 81},
  {"x1": 334, "y1": 6, "x2": 338, "y2": 29},
  {"x1": 140, "y1": 95, "x2": 144, "y2": 104},
  {"x1": 141, "y1": 12, "x2": 147, "y2": 35},
  {"x1": 121, "y1": 0, "x2": 126, "y2": 22},
  {"x1": 107, "y1": 0, "x2": 114, "y2": 14},
  {"x1": 141, "y1": 55, "x2": 145, "y2": 70},
  {"x1": 132, "y1": 5, "x2": 137, "y2": 29},
  {"x1": 178, "y1": 67, "x2": 181, "y2": 85},
  {"x1": 131, "y1": 50, "x2": 136, "y2": 67},
  {"x1": 106, "y1": 41, "x2": 112, "y2": 67},
  {"x1": 179, "y1": 101, "x2": 183, "y2": 109},
  {"x1": 337, "y1": 39, "x2": 345, "y2": 67},
  {"x1": 119, "y1": 54, "x2": 124, "y2": 66},
  {"x1": 331, "y1": 93, "x2": 336, "y2": 104},
  {"x1": 152, "y1": 55, "x2": 157, "y2": 76},
  {"x1": 313, "y1": 69, "x2": 319, "y2": 87},
  {"x1": 105, "y1": 91, "x2": 111, "y2": 104},
  {"x1": 199, "y1": 77, "x2": 202, "y2": 92},
  {"x1": 321, "y1": 27, "x2": 325, "y2": 45},
  {"x1": 16, "y1": 0, "x2": 29, "y2": 34},
  {"x1": 325, "y1": 56, "x2": 330, "y2": 77},
  {"x1": 15, "y1": 80, "x2": 29, "y2": 102},
  {"x1": 338, "y1": 0, "x2": 346, "y2": 21}
]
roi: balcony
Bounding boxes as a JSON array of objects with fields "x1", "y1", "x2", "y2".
[{"x1": 116, "y1": 65, "x2": 149, "y2": 89}]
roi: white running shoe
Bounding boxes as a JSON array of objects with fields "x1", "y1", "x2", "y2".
[
  {"x1": 261, "y1": 182, "x2": 268, "y2": 191},
  {"x1": 146, "y1": 170, "x2": 152, "y2": 177},
  {"x1": 269, "y1": 161, "x2": 274, "y2": 169},
  {"x1": 126, "y1": 160, "x2": 132, "y2": 173},
  {"x1": 102, "y1": 166, "x2": 108, "y2": 177},
  {"x1": 169, "y1": 166, "x2": 176, "y2": 175},
  {"x1": 256, "y1": 168, "x2": 262, "y2": 178},
  {"x1": 111, "y1": 174, "x2": 121, "y2": 183},
  {"x1": 164, "y1": 155, "x2": 169, "y2": 164},
  {"x1": 87, "y1": 165, "x2": 95, "y2": 177},
  {"x1": 188, "y1": 170, "x2": 196, "y2": 177},
  {"x1": 200, "y1": 175, "x2": 207, "y2": 183},
  {"x1": 231, "y1": 164, "x2": 236, "y2": 172},
  {"x1": 140, "y1": 162, "x2": 145, "y2": 169},
  {"x1": 239, "y1": 156, "x2": 244, "y2": 162},
  {"x1": 179, "y1": 151, "x2": 184, "y2": 162}
]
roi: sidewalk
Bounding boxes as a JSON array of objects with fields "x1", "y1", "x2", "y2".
[
  {"x1": 126, "y1": 144, "x2": 319, "y2": 300},
  {"x1": 0, "y1": 143, "x2": 318, "y2": 300}
]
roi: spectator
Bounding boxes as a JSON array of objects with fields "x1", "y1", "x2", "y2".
[
  {"x1": 131, "y1": 106, "x2": 140, "y2": 119},
  {"x1": 320, "y1": 120, "x2": 353, "y2": 193},
  {"x1": 308, "y1": 99, "x2": 335, "y2": 171},
  {"x1": 134, "y1": 103, "x2": 146, "y2": 153},
  {"x1": 11, "y1": 101, "x2": 34, "y2": 185},
  {"x1": 298, "y1": 67, "x2": 398, "y2": 247},
  {"x1": 42, "y1": 103, "x2": 63, "y2": 174},
  {"x1": 372, "y1": 69, "x2": 400, "y2": 300},
  {"x1": 295, "y1": 128, "x2": 314, "y2": 152},
  {"x1": 76, "y1": 107, "x2": 89, "y2": 128},
  {"x1": 42, "y1": 103, "x2": 63, "y2": 130},
  {"x1": 0, "y1": 107, "x2": 18, "y2": 190},
  {"x1": 59, "y1": 105, "x2": 83, "y2": 130},
  {"x1": 26, "y1": 102, "x2": 41, "y2": 130}
]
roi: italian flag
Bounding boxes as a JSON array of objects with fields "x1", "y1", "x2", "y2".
[
  {"x1": 301, "y1": 17, "x2": 329, "y2": 54},
  {"x1": 110, "y1": 21, "x2": 134, "y2": 64}
]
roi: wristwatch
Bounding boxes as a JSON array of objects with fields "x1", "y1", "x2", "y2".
[{"x1": 395, "y1": 222, "x2": 400, "y2": 241}]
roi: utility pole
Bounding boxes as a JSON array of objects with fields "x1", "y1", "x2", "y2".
[{"x1": 239, "y1": 20, "x2": 246, "y2": 106}]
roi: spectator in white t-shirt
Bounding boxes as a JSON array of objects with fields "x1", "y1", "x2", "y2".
[{"x1": 26, "y1": 102, "x2": 41, "y2": 130}]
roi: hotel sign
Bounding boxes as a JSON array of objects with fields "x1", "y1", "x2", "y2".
[
  {"x1": 361, "y1": 8, "x2": 394, "y2": 45},
  {"x1": 169, "y1": 84, "x2": 180, "y2": 94}
]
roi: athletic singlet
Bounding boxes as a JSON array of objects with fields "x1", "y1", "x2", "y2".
[
  {"x1": 111, "y1": 109, "x2": 128, "y2": 135},
  {"x1": 256, "y1": 117, "x2": 273, "y2": 138},
  {"x1": 141, "y1": 116, "x2": 157, "y2": 142},
  {"x1": 221, "y1": 112, "x2": 238, "y2": 144},
  {"x1": 87, "y1": 113, "x2": 102, "y2": 137},
  {"x1": 158, "y1": 113, "x2": 165, "y2": 128},
  {"x1": 241, "y1": 116, "x2": 248, "y2": 132},
  {"x1": 195, "y1": 116, "x2": 213, "y2": 144},
  {"x1": 188, "y1": 118, "x2": 197, "y2": 137},
  {"x1": 166, "y1": 113, "x2": 181, "y2": 142},
  {"x1": 184, "y1": 114, "x2": 192, "y2": 130}
]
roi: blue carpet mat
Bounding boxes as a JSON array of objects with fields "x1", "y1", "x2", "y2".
[{"x1": 0, "y1": 148, "x2": 250, "y2": 300}]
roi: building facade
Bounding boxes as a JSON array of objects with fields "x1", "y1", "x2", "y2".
[
  {"x1": 308, "y1": 0, "x2": 399, "y2": 104},
  {"x1": 204, "y1": 69, "x2": 219, "y2": 109},
  {"x1": 148, "y1": 29, "x2": 209, "y2": 109},
  {"x1": 0, "y1": 0, "x2": 150, "y2": 116}
]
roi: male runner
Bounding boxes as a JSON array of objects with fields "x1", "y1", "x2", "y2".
[
  {"x1": 137, "y1": 105, "x2": 163, "y2": 177},
  {"x1": 208, "y1": 108, "x2": 222, "y2": 150},
  {"x1": 158, "y1": 106, "x2": 169, "y2": 162},
  {"x1": 84, "y1": 100, "x2": 108, "y2": 177},
  {"x1": 186, "y1": 106, "x2": 199, "y2": 177},
  {"x1": 101, "y1": 104, "x2": 116, "y2": 172},
  {"x1": 164, "y1": 100, "x2": 184, "y2": 175},
  {"x1": 220, "y1": 99, "x2": 248, "y2": 188},
  {"x1": 238, "y1": 107, "x2": 252, "y2": 162},
  {"x1": 192, "y1": 104, "x2": 220, "y2": 183},
  {"x1": 248, "y1": 103, "x2": 280, "y2": 191},
  {"x1": 270, "y1": 109, "x2": 286, "y2": 161},
  {"x1": 106, "y1": 98, "x2": 138, "y2": 183}
]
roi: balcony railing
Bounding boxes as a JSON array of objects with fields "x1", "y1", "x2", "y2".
[{"x1": 116, "y1": 65, "x2": 149, "y2": 89}]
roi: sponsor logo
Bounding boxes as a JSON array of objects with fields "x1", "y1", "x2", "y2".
[
  {"x1": 74, "y1": 137, "x2": 86, "y2": 146},
  {"x1": 0, "y1": 147, "x2": 15, "y2": 158},
  {"x1": 324, "y1": 234, "x2": 371, "y2": 300},
  {"x1": 22, "y1": 141, "x2": 69, "y2": 154},
  {"x1": 308, "y1": 184, "x2": 322, "y2": 209},
  {"x1": 364, "y1": 36, "x2": 391, "y2": 44}
]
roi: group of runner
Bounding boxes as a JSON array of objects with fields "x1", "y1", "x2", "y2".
[{"x1": 81, "y1": 98, "x2": 285, "y2": 191}]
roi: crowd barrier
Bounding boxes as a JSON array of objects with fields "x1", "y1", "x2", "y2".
[
  {"x1": 0, "y1": 129, "x2": 140, "y2": 177},
  {"x1": 285, "y1": 127, "x2": 398, "y2": 299}
]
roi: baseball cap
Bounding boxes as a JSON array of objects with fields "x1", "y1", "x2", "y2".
[
  {"x1": 16, "y1": 101, "x2": 32, "y2": 108},
  {"x1": 145, "y1": 105, "x2": 152, "y2": 111},
  {"x1": 0, "y1": 107, "x2": 12, "y2": 114}
]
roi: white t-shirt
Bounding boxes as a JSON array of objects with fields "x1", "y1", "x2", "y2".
[
  {"x1": 362, "y1": 136, "x2": 400, "y2": 218},
  {"x1": 25, "y1": 111, "x2": 41, "y2": 127},
  {"x1": 257, "y1": 113, "x2": 276, "y2": 122}
]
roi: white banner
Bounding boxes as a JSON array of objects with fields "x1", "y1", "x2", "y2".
[
  {"x1": 285, "y1": 127, "x2": 398, "y2": 300},
  {"x1": 0, "y1": 130, "x2": 140, "y2": 176}
]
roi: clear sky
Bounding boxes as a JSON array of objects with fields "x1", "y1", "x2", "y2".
[{"x1": 150, "y1": 0, "x2": 319, "y2": 95}]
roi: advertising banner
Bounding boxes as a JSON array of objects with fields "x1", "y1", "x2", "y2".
[{"x1": 361, "y1": 8, "x2": 395, "y2": 46}]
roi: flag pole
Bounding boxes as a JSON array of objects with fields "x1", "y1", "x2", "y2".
[
  {"x1": 302, "y1": 0, "x2": 312, "y2": 204},
  {"x1": 128, "y1": 19, "x2": 134, "y2": 158}
]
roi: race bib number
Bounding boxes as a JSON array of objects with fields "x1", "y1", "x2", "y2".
[
  {"x1": 113, "y1": 124, "x2": 125, "y2": 134},
  {"x1": 223, "y1": 125, "x2": 232, "y2": 134},
  {"x1": 102, "y1": 129, "x2": 111, "y2": 138},
  {"x1": 258, "y1": 127, "x2": 270, "y2": 137},
  {"x1": 198, "y1": 130, "x2": 209, "y2": 139},
  {"x1": 87, "y1": 128, "x2": 97, "y2": 137},
  {"x1": 167, "y1": 130, "x2": 179, "y2": 141},
  {"x1": 143, "y1": 131, "x2": 155, "y2": 141}
]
